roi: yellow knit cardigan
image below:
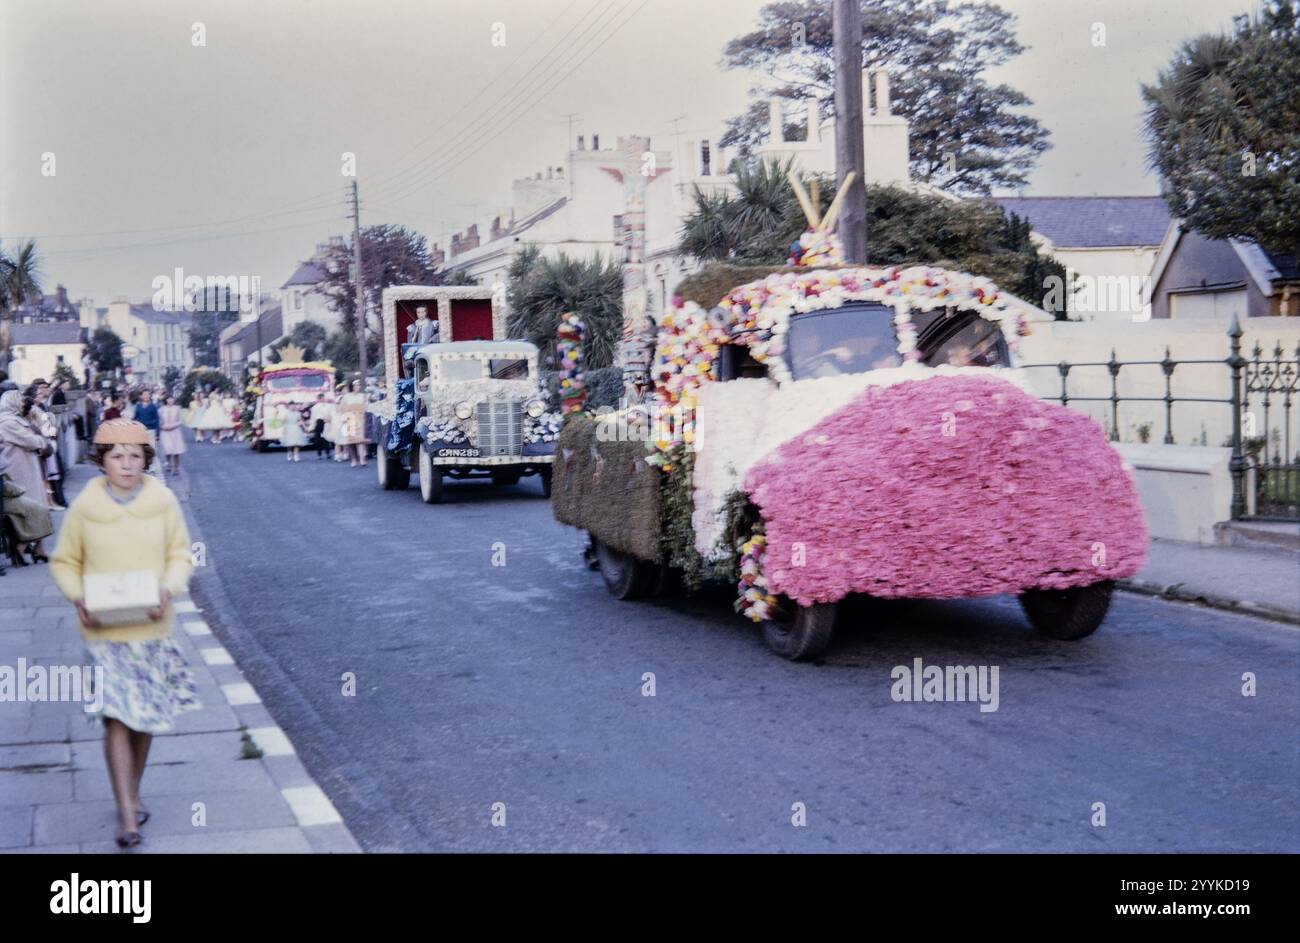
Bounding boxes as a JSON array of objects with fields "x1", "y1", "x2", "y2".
[{"x1": 49, "y1": 476, "x2": 194, "y2": 642}]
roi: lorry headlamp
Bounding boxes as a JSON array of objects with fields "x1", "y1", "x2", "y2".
[
  {"x1": 454, "y1": 401, "x2": 473, "y2": 420},
  {"x1": 525, "y1": 399, "x2": 546, "y2": 418}
]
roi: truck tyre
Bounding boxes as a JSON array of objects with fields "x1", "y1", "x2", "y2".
[
  {"x1": 539, "y1": 466, "x2": 553, "y2": 498},
  {"x1": 593, "y1": 538, "x2": 656, "y2": 600},
  {"x1": 763, "y1": 600, "x2": 837, "y2": 661},
  {"x1": 378, "y1": 444, "x2": 409, "y2": 490},
  {"x1": 1019, "y1": 581, "x2": 1113, "y2": 640},
  {"x1": 418, "y1": 449, "x2": 444, "y2": 504}
]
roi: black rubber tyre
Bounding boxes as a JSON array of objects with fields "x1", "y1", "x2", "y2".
[
  {"x1": 491, "y1": 469, "x2": 522, "y2": 486},
  {"x1": 539, "y1": 466, "x2": 553, "y2": 498},
  {"x1": 1019, "y1": 580, "x2": 1114, "y2": 640},
  {"x1": 763, "y1": 599, "x2": 838, "y2": 661},
  {"x1": 593, "y1": 538, "x2": 657, "y2": 600},
  {"x1": 378, "y1": 444, "x2": 410, "y2": 490},
  {"x1": 418, "y1": 449, "x2": 444, "y2": 504}
]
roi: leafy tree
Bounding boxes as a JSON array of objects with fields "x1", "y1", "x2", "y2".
[
  {"x1": 315, "y1": 225, "x2": 440, "y2": 349},
  {"x1": 717, "y1": 0, "x2": 1050, "y2": 195},
  {"x1": 443, "y1": 269, "x2": 479, "y2": 286},
  {"x1": 88, "y1": 327, "x2": 125, "y2": 374},
  {"x1": 270, "y1": 320, "x2": 328, "y2": 362},
  {"x1": 323, "y1": 328, "x2": 381, "y2": 379},
  {"x1": 161, "y1": 365, "x2": 183, "y2": 392},
  {"x1": 179, "y1": 367, "x2": 234, "y2": 406},
  {"x1": 189, "y1": 309, "x2": 239, "y2": 367},
  {"x1": 52, "y1": 362, "x2": 82, "y2": 390},
  {"x1": 1142, "y1": 1, "x2": 1300, "y2": 267},
  {"x1": 506, "y1": 246, "x2": 623, "y2": 369},
  {"x1": 678, "y1": 160, "x2": 1072, "y2": 316}
]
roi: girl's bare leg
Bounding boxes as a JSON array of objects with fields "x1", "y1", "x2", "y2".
[
  {"x1": 103, "y1": 719, "x2": 141, "y2": 833},
  {"x1": 128, "y1": 728, "x2": 153, "y2": 819}
]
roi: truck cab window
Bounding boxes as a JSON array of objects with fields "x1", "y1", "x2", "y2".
[
  {"x1": 489, "y1": 358, "x2": 529, "y2": 380},
  {"x1": 718, "y1": 343, "x2": 767, "y2": 381},
  {"x1": 440, "y1": 358, "x2": 484, "y2": 382},
  {"x1": 785, "y1": 303, "x2": 900, "y2": 380},
  {"x1": 913, "y1": 309, "x2": 1010, "y2": 368}
]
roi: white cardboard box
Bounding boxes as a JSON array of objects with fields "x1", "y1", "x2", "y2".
[{"x1": 83, "y1": 571, "x2": 161, "y2": 626}]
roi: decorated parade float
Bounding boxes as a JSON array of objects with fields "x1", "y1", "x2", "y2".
[
  {"x1": 551, "y1": 182, "x2": 1149, "y2": 660},
  {"x1": 247, "y1": 347, "x2": 335, "y2": 450},
  {"x1": 367, "y1": 285, "x2": 562, "y2": 502}
]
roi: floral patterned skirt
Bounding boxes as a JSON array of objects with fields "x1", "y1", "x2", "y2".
[{"x1": 83, "y1": 636, "x2": 202, "y2": 734}]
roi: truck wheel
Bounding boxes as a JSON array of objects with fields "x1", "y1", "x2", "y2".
[
  {"x1": 491, "y1": 469, "x2": 521, "y2": 486},
  {"x1": 593, "y1": 539, "x2": 656, "y2": 600},
  {"x1": 763, "y1": 599, "x2": 837, "y2": 661},
  {"x1": 378, "y1": 444, "x2": 409, "y2": 490},
  {"x1": 539, "y1": 466, "x2": 553, "y2": 498},
  {"x1": 1019, "y1": 581, "x2": 1113, "y2": 640},
  {"x1": 418, "y1": 449, "x2": 444, "y2": 504}
]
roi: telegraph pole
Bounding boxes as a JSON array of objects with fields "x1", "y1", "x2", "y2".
[
  {"x1": 832, "y1": 0, "x2": 868, "y2": 263},
  {"x1": 349, "y1": 180, "x2": 368, "y2": 381}
]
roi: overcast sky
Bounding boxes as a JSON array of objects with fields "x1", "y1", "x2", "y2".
[{"x1": 1, "y1": 0, "x2": 1253, "y2": 304}]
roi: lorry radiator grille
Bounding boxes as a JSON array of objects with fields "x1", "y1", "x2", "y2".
[{"x1": 475, "y1": 401, "x2": 523, "y2": 457}]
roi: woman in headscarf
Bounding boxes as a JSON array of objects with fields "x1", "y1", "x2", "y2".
[{"x1": 0, "y1": 390, "x2": 55, "y2": 565}]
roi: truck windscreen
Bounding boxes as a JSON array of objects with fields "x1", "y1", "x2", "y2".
[
  {"x1": 266, "y1": 373, "x2": 328, "y2": 390},
  {"x1": 786, "y1": 303, "x2": 901, "y2": 380}
]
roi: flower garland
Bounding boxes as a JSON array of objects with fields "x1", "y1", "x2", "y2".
[
  {"x1": 787, "y1": 229, "x2": 845, "y2": 267},
  {"x1": 524, "y1": 410, "x2": 563, "y2": 444},
  {"x1": 735, "y1": 532, "x2": 778, "y2": 623},
  {"x1": 647, "y1": 301, "x2": 729, "y2": 465},
  {"x1": 556, "y1": 311, "x2": 587, "y2": 414},
  {"x1": 648, "y1": 265, "x2": 1022, "y2": 459},
  {"x1": 417, "y1": 415, "x2": 468, "y2": 446}
]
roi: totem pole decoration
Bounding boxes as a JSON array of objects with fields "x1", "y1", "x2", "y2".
[
  {"x1": 617, "y1": 135, "x2": 656, "y2": 405},
  {"x1": 785, "y1": 170, "x2": 855, "y2": 267},
  {"x1": 556, "y1": 311, "x2": 587, "y2": 414}
]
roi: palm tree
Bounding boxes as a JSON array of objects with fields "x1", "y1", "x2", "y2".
[
  {"x1": 1, "y1": 238, "x2": 43, "y2": 369},
  {"x1": 506, "y1": 247, "x2": 622, "y2": 369},
  {"x1": 678, "y1": 157, "x2": 831, "y2": 264}
]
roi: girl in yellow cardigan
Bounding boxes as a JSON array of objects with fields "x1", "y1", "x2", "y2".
[{"x1": 50, "y1": 418, "x2": 199, "y2": 849}]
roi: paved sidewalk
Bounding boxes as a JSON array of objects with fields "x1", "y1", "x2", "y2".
[
  {"x1": 0, "y1": 464, "x2": 360, "y2": 853},
  {"x1": 1120, "y1": 536, "x2": 1300, "y2": 625}
]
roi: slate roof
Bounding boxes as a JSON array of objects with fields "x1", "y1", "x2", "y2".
[
  {"x1": 220, "y1": 305, "x2": 284, "y2": 355},
  {"x1": 129, "y1": 303, "x2": 190, "y2": 326},
  {"x1": 995, "y1": 197, "x2": 1172, "y2": 248},
  {"x1": 282, "y1": 261, "x2": 329, "y2": 288},
  {"x1": 8, "y1": 323, "x2": 83, "y2": 345}
]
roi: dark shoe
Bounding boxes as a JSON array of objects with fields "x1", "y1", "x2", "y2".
[
  {"x1": 30, "y1": 551, "x2": 49, "y2": 564},
  {"x1": 136, "y1": 808, "x2": 150, "y2": 827},
  {"x1": 115, "y1": 830, "x2": 143, "y2": 849}
]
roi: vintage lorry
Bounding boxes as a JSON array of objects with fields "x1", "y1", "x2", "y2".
[
  {"x1": 551, "y1": 262, "x2": 1149, "y2": 660},
  {"x1": 249, "y1": 354, "x2": 335, "y2": 450},
  {"x1": 368, "y1": 285, "x2": 561, "y2": 502}
]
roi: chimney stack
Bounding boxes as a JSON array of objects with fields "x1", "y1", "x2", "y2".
[
  {"x1": 768, "y1": 100, "x2": 784, "y2": 143},
  {"x1": 875, "y1": 71, "x2": 891, "y2": 115}
]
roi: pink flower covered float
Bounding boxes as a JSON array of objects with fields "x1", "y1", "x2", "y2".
[{"x1": 744, "y1": 373, "x2": 1149, "y2": 605}]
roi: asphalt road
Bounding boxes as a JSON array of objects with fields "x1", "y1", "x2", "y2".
[{"x1": 177, "y1": 440, "x2": 1300, "y2": 852}]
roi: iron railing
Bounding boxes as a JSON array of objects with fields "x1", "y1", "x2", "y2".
[{"x1": 1019, "y1": 317, "x2": 1299, "y2": 522}]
